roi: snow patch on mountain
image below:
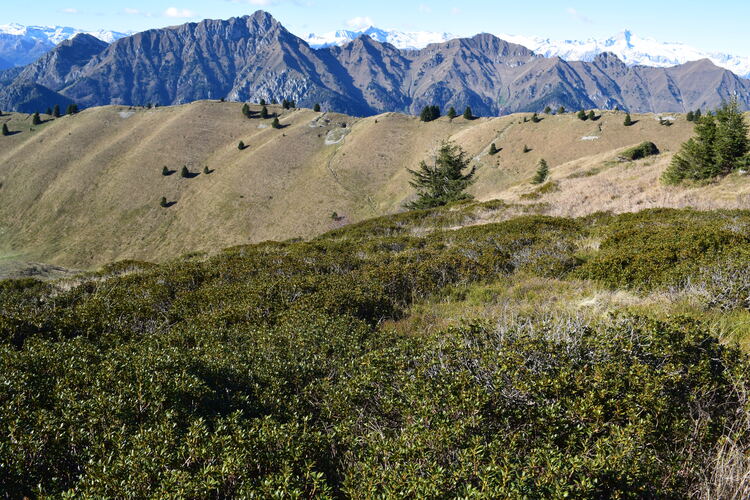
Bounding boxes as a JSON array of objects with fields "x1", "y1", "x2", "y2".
[
  {"x1": 304, "y1": 26, "x2": 750, "y2": 78},
  {"x1": 0, "y1": 23, "x2": 131, "y2": 45}
]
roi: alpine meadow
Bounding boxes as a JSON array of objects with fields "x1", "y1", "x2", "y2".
[{"x1": 2, "y1": 3, "x2": 750, "y2": 498}]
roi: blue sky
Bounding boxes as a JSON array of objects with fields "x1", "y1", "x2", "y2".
[{"x1": 3, "y1": 1, "x2": 749, "y2": 56}]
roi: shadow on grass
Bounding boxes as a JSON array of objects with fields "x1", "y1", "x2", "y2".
[{"x1": 161, "y1": 201, "x2": 177, "y2": 208}]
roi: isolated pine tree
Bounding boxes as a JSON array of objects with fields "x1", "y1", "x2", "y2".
[
  {"x1": 694, "y1": 109, "x2": 702, "y2": 120},
  {"x1": 203, "y1": 166, "x2": 210, "y2": 174},
  {"x1": 272, "y1": 117, "x2": 281, "y2": 129},
  {"x1": 463, "y1": 106, "x2": 473, "y2": 120},
  {"x1": 419, "y1": 106, "x2": 431, "y2": 122},
  {"x1": 532, "y1": 159, "x2": 549, "y2": 184},
  {"x1": 32, "y1": 112, "x2": 41, "y2": 125},
  {"x1": 406, "y1": 141, "x2": 476, "y2": 209},
  {"x1": 686, "y1": 111, "x2": 695, "y2": 122},
  {"x1": 46, "y1": 107, "x2": 52, "y2": 115},
  {"x1": 558, "y1": 106, "x2": 566, "y2": 114},
  {"x1": 577, "y1": 109, "x2": 587, "y2": 120},
  {"x1": 2, "y1": 123, "x2": 8, "y2": 136},
  {"x1": 624, "y1": 113, "x2": 633, "y2": 126},
  {"x1": 162, "y1": 166, "x2": 170, "y2": 176},
  {"x1": 260, "y1": 106, "x2": 269, "y2": 119},
  {"x1": 53, "y1": 104, "x2": 60, "y2": 118},
  {"x1": 238, "y1": 141, "x2": 246, "y2": 150},
  {"x1": 314, "y1": 103, "x2": 321, "y2": 112},
  {"x1": 259, "y1": 98, "x2": 266, "y2": 106},
  {"x1": 588, "y1": 110, "x2": 596, "y2": 121},
  {"x1": 282, "y1": 99, "x2": 290, "y2": 110},
  {"x1": 181, "y1": 166, "x2": 190, "y2": 178},
  {"x1": 66, "y1": 103, "x2": 78, "y2": 115},
  {"x1": 447, "y1": 106, "x2": 457, "y2": 120},
  {"x1": 160, "y1": 197, "x2": 168, "y2": 207},
  {"x1": 544, "y1": 106, "x2": 552, "y2": 114},
  {"x1": 242, "y1": 103, "x2": 250, "y2": 118},
  {"x1": 489, "y1": 143, "x2": 498, "y2": 155},
  {"x1": 523, "y1": 144, "x2": 531, "y2": 153},
  {"x1": 531, "y1": 112, "x2": 541, "y2": 123}
]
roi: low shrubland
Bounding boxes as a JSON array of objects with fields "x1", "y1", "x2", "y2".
[{"x1": 2, "y1": 205, "x2": 750, "y2": 497}]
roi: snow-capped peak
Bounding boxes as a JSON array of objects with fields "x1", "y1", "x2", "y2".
[
  {"x1": 305, "y1": 26, "x2": 453, "y2": 50},
  {"x1": 0, "y1": 23, "x2": 131, "y2": 45}
]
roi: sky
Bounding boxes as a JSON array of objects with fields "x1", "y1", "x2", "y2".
[{"x1": 2, "y1": 1, "x2": 749, "y2": 56}]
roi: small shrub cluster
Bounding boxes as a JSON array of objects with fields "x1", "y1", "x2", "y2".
[{"x1": 620, "y1": 141, "x2": 659, "y2": 161}]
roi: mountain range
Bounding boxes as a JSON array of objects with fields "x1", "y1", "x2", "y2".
[{"x1": 1, "y1": 11, "x2": 749, "y2": 116}]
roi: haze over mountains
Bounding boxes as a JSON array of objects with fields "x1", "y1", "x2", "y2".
[{"x1": 1, "y1": 11, "x2": 750, "y2": 116}]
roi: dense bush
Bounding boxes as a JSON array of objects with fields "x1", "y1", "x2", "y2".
[
  {"x1": 3, "y1": 207, "x2": 750, "y2": 496},
  {"x1": 620, "y1": 141, "x2": 659, "y2": 160}
]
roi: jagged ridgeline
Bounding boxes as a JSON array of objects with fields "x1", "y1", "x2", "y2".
[
  {"x1": 2, "y1": 10, "x2": 750, "y2": 114},
  {"x1": 3, "y1": 206, "x2": 750, "y2": 497}
]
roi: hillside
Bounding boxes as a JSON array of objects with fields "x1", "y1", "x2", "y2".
[{"x1": 2, "y1": 101, "x2": 749, "y2": 270}]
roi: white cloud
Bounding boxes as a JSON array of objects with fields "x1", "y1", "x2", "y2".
[
  {"x1": 451, "y1": 7, "x2": 462, "y2": 15},
  {"x1": 566, "y1": 7, "x2": 593, "y2": 24},
  {"x1": 419, "y1": 4, "x2": 432, "y2": 13},
  {"x1": 61, "y1": 8, "x2": 79, "y2": 14},
  {"x1": 164, "y1": 7, "x2": 196, "y2": 18},
  {"x1": 346, "y1": 16, "x2": 374, "y2": 29}
]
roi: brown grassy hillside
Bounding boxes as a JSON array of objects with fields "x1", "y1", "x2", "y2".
[{"x1": 0, "y1": 102, "x2": 747, "y2": 268}]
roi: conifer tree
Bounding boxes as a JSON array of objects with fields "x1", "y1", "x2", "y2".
[
  {"x1": 447, "y1": 106, "x2": 457, "y2": 120},
  {"x1": 272, "y1": 117, "x2": 281, "y2": 129},
  {"x1": 686, "y1": 110, "x2": 694, "y2": 122},
  {"x1": 289, "y1": 100, "x2": 295, "y2": 108},
  {"x1": 53, "y1": 104, "x2": 60, "y2": 118},
  {"x1": 160, "y1": 197, "x2": 168, "y2": 207},
  {"x1": 282, "y1": 99, "x2": 290, "y2": 110},
  {"x1": 242, "y1": 103, "x2": 250, "y2": 118},
  {"x1": 558, "y1": 106, "x2": 566, "y2": 114},
  {"x1": 181, "y1": 166, "x2": 190, "y2": 178},
  {"x1": 532, "y1": 159, "x2": 549, "y2": 184},
  {"x1": 588, "y1": 110, "x2": 596, "y2": 121},
  {"x1": 46, "y1": 107, "x2": 52, "y2": 115},
  {"x1": 238, "y1": 141, "x2": 246, "y2": 150},
  {"x1": 66, "y1": 103, "x2": 78, "y2": 115},
  {"x1": 544, "y1": 106, "x2": 552, "y2": 114},
  {"x1": 314, "y1": 103, "x2": 321, "y2": 112},
  {"x1": 523, "y1": 144, "x2": 531, "y2": 153},
  {"x1": 203, "y1": 166, "x2": 211, "y2": 174},
  {"x1": 577, "y1": 109, "x2": 587, "y2": 120},
  {"x1": 406, "y1": 140, "x2": 476, "y2": 209},
  {"x1": 463, "y1": 106, "x2": 473, "y2": 120},
  {"x1": 32, "y1": 112, "x2": 41, "y2": 125},
  {"x1": 531, "y1": 112, "x2": 541, "y2": 123},
  {"x1": 489, "y1": 143, "x2": 498, "y2": 155},
  {"x1": 624, "y1": 113, "x2": 633, "y2": 126},
  {"x1": 694, "y1": 109, "x2": 702, "y2": 120},
  {"x1": 260, "y1": 106, "x2": 269, "y2": 119},
  {"x1": 419, "y1": 106, "x2": 431, "y2": 122},
  {"x1": 162, "y1": 166, "x2": 170, "y2": 176},
  {"x1": 259, "y1": 98, "x2": 266, "y2": 106},
  {"x1": 2, "y1": 123, "x2": 8, "y2": 136}
]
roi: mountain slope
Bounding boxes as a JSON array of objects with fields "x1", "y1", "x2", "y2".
[{"x1": 2, "y1": 100, "x2": 749, "y2": 268}]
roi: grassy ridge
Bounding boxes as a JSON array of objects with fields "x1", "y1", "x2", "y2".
[{"x1": 2, "y1": 205, "x2": 750, "y2": 497}]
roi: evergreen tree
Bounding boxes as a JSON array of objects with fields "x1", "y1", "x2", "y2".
[
  {"x1": 489, "y1": 143, "x2": 498, "y2": 155},
  {"x1": 259, "y1": 99, "x2": 266, "y2": 106},
  {"x1": 406, "y1": 141, "x2": 476, "y2": 209},
  {"x1": 663, "y1": 98, "x2": 749, "y2": 184},
  {"x1": 447, "y1": 106, "x2": 457, "y2": 120},
  {"x1": 531, "y1": 112, "x2": 541, "y2": 123},
  {"x1": 66, "y1": 103, "x2": 78, "y2": 115},
  {"x1": 588, "y1": 110, "x2": 596, "y2": 121},
  {"x1": 162, "y1": 166, "x2": 170, "y2": 176},
  {"x1": 242, "y1": 103, "x2": 250, "y2": 118},
  {"x1": 624, "y1": 113, "x2": 633, "y2": 126},
  {"x1": 558, "y1": 106, "x2": 566, "y2": 114},
  {"x1": 181, "y1": 166, "x2": 190, "y2": 178},
  {"x1": 544, "y1": 106, "x2": 552, "y2": 114},
  {"x1": 260, "y1": 106, "x2": 269, "y2": 119},
  {"x1": 463, "y1": 106, "x2": 473, "y2": 120},
  {"x1": 159, "y1": 197, "x2": 168, "y2": 207},
  {"x1": 2, "y1": 123, "x2": 8, "y2": 136},
  {"x1": 46, "y1": 107, "x2": 52, "y2": 115},
  {"x1": 577, "y1": 109, "x2": 587, "y2": 120},
  {"x1": 32, "y1": 112, "x2": 41, "y2": 125},
  {"x1": 314, "y1": 103, "x2": 321, "y2": 112},
  {"x1": 532, "y1": 159, "x2": 549, "y2": 184},
  {"x1": 272, "y1": 117, "x2": 281, "y2": 129},
  {"x1": 289, "y1": 100, "x2": 296, "y2": 108},
  {"x1": 282, "y1": 99, "x2": 290, "y2": 110},
  {"x1": 419, "y1": 106, "x2": 431, "y2": 122},
  {"x1": 686, "y1": 110, "x2": 695, "y2": 122},
  {"x1": 523, "y1": 144, "x2": 531, "y2": 153},
  {"x1": 238, "y1": 141, "x2": 246, "y2": 150},
  {"x1": 203, "y1": 166, "x2": 211, "y2": 174},
  {"x1": 694, "y1": 109, "x2": 702, "y2": 120},
  {"x1": 53, "y1": 104, "x2": 60, "y2": 118}
]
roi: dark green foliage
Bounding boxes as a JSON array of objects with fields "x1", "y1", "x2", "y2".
[
  {"x1": 695, "y1": 109, "x2": 702, "y2": 120},
  {"x1": 532, "y1": 158, "x2": 549, "y2": 184},
  {"x1": 531, "y1": 112, "x2": 541, "y2": 123},
  {"x1": 180, "y1": 166, "x2": 190, "y2": 177},
  {"x1": 419, "y1": 105, "x2": 440, "y2": 122},
  {"x1": 663, "y1": 98, "x2": 750, "y2": 184},
  {"x1": 544, "y1": 106, "x2": 552, "y2": 114},
  {"x1": 577, "y1": 109, "x2": 587, "y2": 120},
  {"x1": 1, "y1": 123, "x2": 8, "y2": 136},
  {"x1": 587, "y1": 110, "x2": 596, "y2": 121},
  {"x1": 447, "y1": 106, "x2": 457, "y2": 119},
  {"x1": 53, "y1": 104, "x2": 60, "y2": 117},
  {"x1": 32, "y1": 112, "x2": 41, "y2": 125},
  {"x1": 260, "y1": 106, "x2": 269, "y2": 119},
  {"x1": 282, "y1": 99, "x2": 291, "y2": 110},
  {"x1": 66, "y1": 103, "x2": 79, "y2": 115},
  {"x1": 686, "y1": 110, "x2": 695, "y2": 122},
  {"x1": 46, "y1": 107, "x2": 52, "y2": 115},
  {"x1": 624, "y1": 113, "x2": 633, "y2": 126},
  {"x1": 161, "y1": 166, "x2": 170, "y2": 176},
  {"x1": 489, "y1": 143, "x2": 498, "y2": 155},
  {"x1": 259, "y1": 98, "x2": 266, "y2": 106},
  {"x1": 238, "y1": 141, "x2": 246, "y2": 150},
  {"x1": 241, "y1": 103, "x2": 250, "y2": 118},
  {"x1": 620, "y1": 141, "x2": 659, "y2": 161},
  {"x1": 159, "y1": 196, "x2": 168, "y2": 207},
  {"x1": 314, "y1": 103, "x2": 321, "y2": 112},
  {"x1": 523, "y1": 144, "x2": 531, "y2": 153},
  {"x1": 557, "y1": 106, "x2": 565, "y2": 114},
  {"x1": 203, "y1": 166, "x2": 211, "y2": 174},
  {"x1": 406, "y1": 141, "x2": 476, "y2": 209},
  {"x1": 272, "y1": 117, "x2": 281, "y2": 129},
  {"x1": 463, "y1": 106, "x2": 473, "y2": 120}
]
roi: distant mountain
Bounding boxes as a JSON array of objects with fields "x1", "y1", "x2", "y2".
[
  {"x1": 2, "y1": 11, "x2": 749, "y2": 116},
  {"x1": 305, "y1": 26, "x2": 750, "y2": 79},
  {"x1": 305, "y1": 26, "x2": 453, "y2": 50},
  {"x1": 0, "y1": 23, "x2": 130, "y2": 68}
]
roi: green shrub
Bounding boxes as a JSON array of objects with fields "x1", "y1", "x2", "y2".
[{"x1": 620, "y1": 141, "x2": 659, "y2": 161}]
